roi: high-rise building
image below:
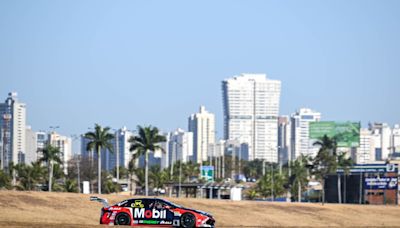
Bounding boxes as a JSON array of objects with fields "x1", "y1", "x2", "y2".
[
  {"x1": 188, "y1": 106, "x2": 215, "y2": 164},
  {"x1": 0, "y1": 92, "x2": 26, "y2": 169},
  {"x1": 392, "y1": 125, "x2": 400, "y2": 155},
  {"x1": 81, "y1": 127, "x2": 135, "y2": 171},
  {"x1": 160, "y1": 133, "x2": 170, "y2": 170},
  {"x1": 25, "y1": 126, "x2": 37, "y2": 164},
  {"x1": 353, "y1": 128, "x2": 375, "y2": 164},
  {"x1": 278, "y1": 116, "x2": 291, "y2": 164},
  {"x1": 166, "y1": 128, "x2": 194, "y2": 166},
  {"x1": 222, "y1": 74, "x2": 281, "y2": 162},
  {"x1": 36, "y1": 131, "x2": 47, "y2": 161},
  {"x1": 116, "y1": 127, "x2": 135, "y2": 168},
  {"x1": 369, "y1": 123, "x2": 392, "y2": 161},
  {"x1": 49, "y1": 132, "x2": 72, "y2": 173},
  {"x1": 290, "y1": 108, "x2": 321, "y2": 159}
]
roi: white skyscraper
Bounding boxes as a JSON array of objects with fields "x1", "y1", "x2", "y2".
[
  {"x1": 290, "y1": 108, "x2": 321, "y2": 159},
  {"x1": 49, "y1": 132, "x2": 72, "y2": 173},
  {"x1": 0, "y1": 92, "x2": 26, "y2": 169},
  {"x1": 392, "y1": 125, "x2": 400, "y2": 154},
  {"x1": 168, "y1": 128, "x2": 193, "y2": 165},
  {"x1": 222, "y1": 74, "x2": 281, "y2": 162},
  {"x1": 188, "y1": 106, "x2": 215, "y2": 164},
  {"x1": 354, "y1": 128, "x2": 375, "y2": 164},
  {"x1": 370, "y1": 123, "x2": 392, "y2": 160},
  {"x1": 160, "y1": 133, "x2": 170, "y2": 170},
  {"x1": 25, "y1": 126, "x2": 37, "y2": 164}
]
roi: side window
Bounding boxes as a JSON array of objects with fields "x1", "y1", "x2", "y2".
[{"x1": 154, "y1": 200, "x2": 170, "y2": 210}]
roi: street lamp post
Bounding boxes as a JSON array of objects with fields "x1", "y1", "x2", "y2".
[{"x1": 49, "y1": 126, "x2": 60, "y2": 133}]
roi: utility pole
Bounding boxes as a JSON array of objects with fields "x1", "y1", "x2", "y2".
[
  {"x1": 175, "y1": 141, "x2": 183, "y2": 197},
  {"x1": 115, "y1": 129, "x2": 120, "y2": 182},
  {"x1": 271, "y1": 163, "x2": 275, "y2": 201},
  {"x1": 77, "y1": 155, "x2": 81, "y2": 193}
]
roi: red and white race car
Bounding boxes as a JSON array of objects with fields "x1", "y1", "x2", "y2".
[{"x1": 90, "y1": 196, "x2": 215, "y2": 227}]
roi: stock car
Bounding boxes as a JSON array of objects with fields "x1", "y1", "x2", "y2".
[{"x1": 90, "y1": 196, "x2": 215, "y2": 228}]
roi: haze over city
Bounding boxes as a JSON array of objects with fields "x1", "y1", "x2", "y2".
[{"x1": 1, "y1": 0, "x2": 400, "y2": 137}]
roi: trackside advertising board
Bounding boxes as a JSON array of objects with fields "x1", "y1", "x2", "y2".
[
  {"x1": 309, "y1": 121, "x2": 360, "y2": 147},
  {"x1": 201, "y1": 166, "x2": 214, "y2": 182},
  {"x1": 364, "y1": 176, "x2": 398, "y2": 190}
]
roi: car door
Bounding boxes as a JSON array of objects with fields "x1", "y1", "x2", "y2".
[
  {"x1": 130, "y1": 199, "x2": 156, "y2": 226},
  {"x1": 152, "y1": 199, "x2": 175, "y2": 226}
]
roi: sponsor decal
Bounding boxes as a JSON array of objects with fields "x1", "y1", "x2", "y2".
[
  {"x1": 141, "y1": 220, "x2": 159, "y2": 225},
  {"x1": 134, "y1": 208, "x2": 167, "y2": 219},
  {"x1": 131, "y1": 200, "x2": 145, "y2": 208},
  {"x1": 118, "y1": 200, "x2": 128, "y2": 206},
  {"x1": 110, "y1": 207, "x2": 122, "y2": 210},
  {"x1": 160, "y1": 220, "x2": 173, "y2": 225}
]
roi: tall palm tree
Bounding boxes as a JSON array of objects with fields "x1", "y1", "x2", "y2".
[
  {"x1": 337, "y1": 152, "x2": 353, "y2": 203},
  {"x1": 84, "y1": 124, "x2": 114, "y2": 194},
  {"x1": 128, "y1": 125, "x2": 166, "y2": 196},
  {"x1": 290, "y1": 155, "x2": 309, "y2": 202},
  {"x1": 312, "y1": 135, "x2": 338, "y2": 205},
  {"x1": 39, "y1": 144, "x2": 62, "y2": 192}
]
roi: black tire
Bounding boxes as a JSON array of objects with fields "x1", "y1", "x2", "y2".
[
  {"x1": 180, "y1": 212, "x2": 196, "y2": 228},
  {"x1": 115, "y1": 212, "x2": 131, "y2": 226}
]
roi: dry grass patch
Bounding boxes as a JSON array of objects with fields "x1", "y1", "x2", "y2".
[{"x1": 0, "y1": 191, "x2": 399, "y2": 227}]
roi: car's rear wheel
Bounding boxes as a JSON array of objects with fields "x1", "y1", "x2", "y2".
[
  {"x1": 115, "y1": 212, "x2": 131, "y2": 226},
  {"x1": 180, "y1": 212, "x2": 196, "y2": 228}
]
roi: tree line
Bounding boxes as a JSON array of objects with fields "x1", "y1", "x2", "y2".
[
  {"x1": 0, "y1": 123, "x2": 352, "y2": 203},
  {"x1": 245, "y1": 135, "x2": 353, "y2": 204}
]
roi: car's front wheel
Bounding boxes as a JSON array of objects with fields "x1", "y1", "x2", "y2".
[
  {"x1": 180, "y1": 212, "x2": 196, "y2": 228},
  {"x1": 115, "y1": 212, "x2": 131, "y2": 226}
]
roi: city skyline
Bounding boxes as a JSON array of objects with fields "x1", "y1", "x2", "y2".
[{"x1": 1, "y1": 1, "x2": 400, "y2": 139}]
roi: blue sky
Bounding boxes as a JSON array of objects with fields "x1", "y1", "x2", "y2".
[{"x1": 1, "y1": 0, "x2": 399, "y2": 142}]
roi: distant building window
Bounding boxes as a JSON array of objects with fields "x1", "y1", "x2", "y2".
[{"x1": 301, "y1": 115, "x2": 314, "y2": 120}]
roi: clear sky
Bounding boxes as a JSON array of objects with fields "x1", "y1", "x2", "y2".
[{"x1": 1, "y1": 0, "x2": 399, "y2": 142}]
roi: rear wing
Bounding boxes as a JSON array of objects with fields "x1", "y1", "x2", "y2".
[{"x1": 90, "y1": 196, "x2": 109, "y2": 207}]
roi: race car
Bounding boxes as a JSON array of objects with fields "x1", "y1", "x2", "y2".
[{"x1": 90, "y1": 196, "x2": 215, "y2": 227}]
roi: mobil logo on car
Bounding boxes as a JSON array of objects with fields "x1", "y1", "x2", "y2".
[{"x1": 133, "y1": 208, "x2": 167, "y2": 219}]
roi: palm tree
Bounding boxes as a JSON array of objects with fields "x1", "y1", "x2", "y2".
[
  {"x1": 246, "y1": 188, "x2": 259, "y2": 200},
  {"x1": 14, "y1": 162, "x2": 45, "y2": 191},
  {"x1": 149, "y1": 165, "x2": 169, "y2": 194},
  {"x1": 84, "y1": 124, "x2": 114, "y2": 194},
  {"x1": 64, "y1": 179, "x2": 78, "y2": 192},
  {"x1": 312, "y1": 135, "x2": 338, "y2": 205},
  {"x1": 337, "y1": 152, "x2": 353, "y2": 203},
  {"x1": 39, "y1": 144, "x2": 62, "y2": 192},
  {"x1": 183, "y1": 161, "x2": 200, "y2": 182},
  {"x1": 290, "y1": 155, "x2": 309, "y2": 202},
  {"x1": 128, "y1": 125, "x2": 166, "y2": 196}
]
